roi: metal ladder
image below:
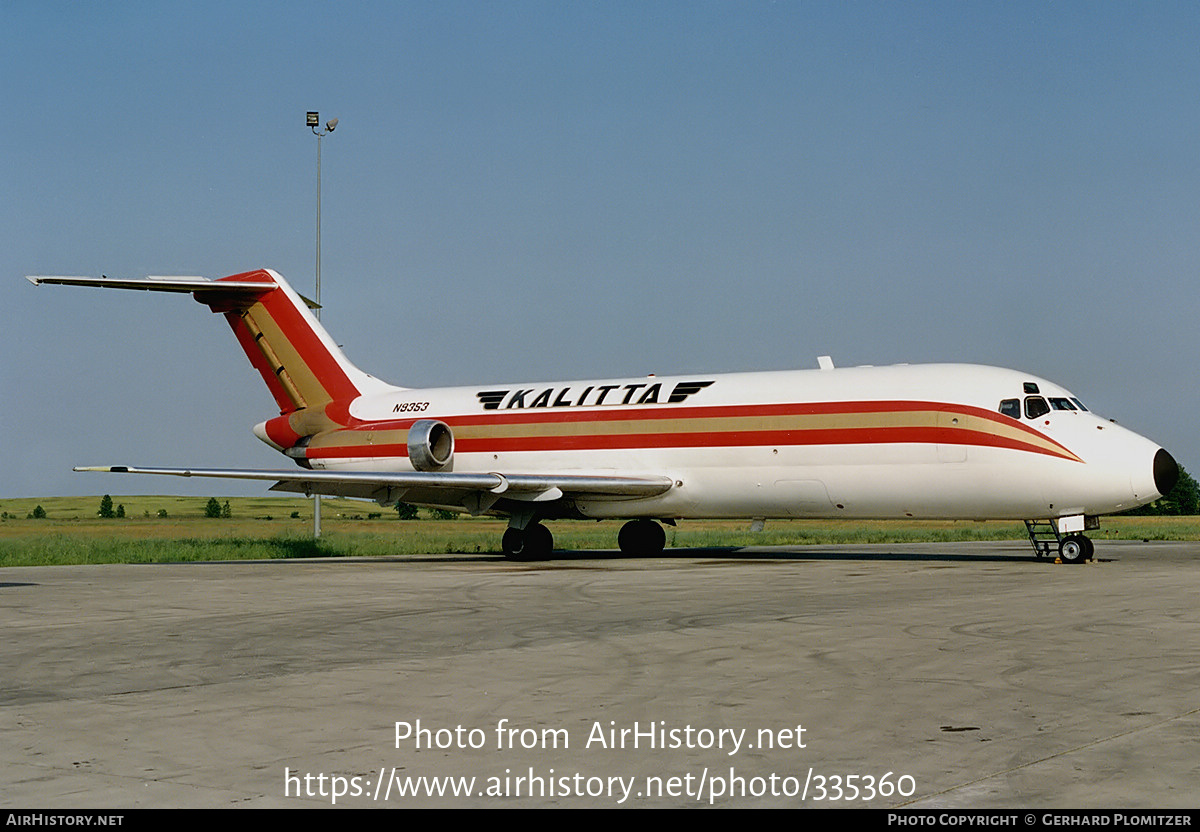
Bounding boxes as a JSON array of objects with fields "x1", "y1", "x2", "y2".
[{"x1": 1024, "y1": 519, "x2": 1061, "y2": 559}]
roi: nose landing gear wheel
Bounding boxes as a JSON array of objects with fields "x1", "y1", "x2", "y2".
[{"x1": 1058, "y1": 534, "x2": 1092, "y2": 564}]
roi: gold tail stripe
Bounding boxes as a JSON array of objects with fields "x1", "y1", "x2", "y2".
[{"x1": 241, "y1": 309, "x2": 307, "y2": 410}]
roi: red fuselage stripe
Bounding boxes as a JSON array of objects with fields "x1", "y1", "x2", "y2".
[
  {"x1": 316, "y1": 399, "x2": 1076, "y2": 458},
  {"x1": 304, "y1": 424, "x2": 1076, "y2": 462}
]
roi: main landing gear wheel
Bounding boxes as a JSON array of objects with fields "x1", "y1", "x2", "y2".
[
  {"x1": 1058, "y1": 534, "x2": 1093, "y2": 564},
  {"x1": 502, "y1": 523, "x2": 554, "y2": 561},
  {"x1": 618, "y1": 519, "x2": 666, "y2": 556}
]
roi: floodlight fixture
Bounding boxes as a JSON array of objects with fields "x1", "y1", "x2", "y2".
[{"x1": 309, "y1": 112, "x2": 337, "y2": 138}]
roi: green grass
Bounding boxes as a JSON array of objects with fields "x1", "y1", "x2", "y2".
[
  {"x1": 1, "y1": 496, "x2": 1198, "y2": 567},
  {"x1": 0, "y1": 494, "x2": 377, "y2": 522}
]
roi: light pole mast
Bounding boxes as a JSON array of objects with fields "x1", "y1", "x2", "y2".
[{"x1": 306, "y1": 111, "x2": 338, "y2": 538}]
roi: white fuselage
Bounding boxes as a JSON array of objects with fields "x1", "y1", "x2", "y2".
[{"x1": 289, "y1": 362, "x2": 1169, "y2": 522}]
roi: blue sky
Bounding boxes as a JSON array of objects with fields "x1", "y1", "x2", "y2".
[{"x1": 4, "y1": 1, "x2": 1198, "y2": 498}]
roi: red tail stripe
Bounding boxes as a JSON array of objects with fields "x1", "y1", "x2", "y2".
[{"x1": 255, "y1": 281, "x2": 360, "y2": 403}]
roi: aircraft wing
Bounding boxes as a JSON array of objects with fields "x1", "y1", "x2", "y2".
[{"x1": 74, "y1": 465, "x2": 674, "y2": 515}]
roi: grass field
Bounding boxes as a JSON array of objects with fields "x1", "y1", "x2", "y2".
[{"x1": 2, "y1": 495, "x2": 1198, "y2": 567}]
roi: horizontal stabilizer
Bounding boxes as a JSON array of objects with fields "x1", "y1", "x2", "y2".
[{"x1": 26, "y1": 275, "x2": 320, "y2": 308}]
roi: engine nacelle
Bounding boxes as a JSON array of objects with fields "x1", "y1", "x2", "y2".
[{"x1": 408, "y1": 419, "x2": 454, "y2": 471}]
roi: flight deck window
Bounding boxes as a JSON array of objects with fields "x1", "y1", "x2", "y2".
[
  {"x1": 1025, "y1": 396, "x2": 1050, "y2": 419},
  {"x1": 1049, "y1": 398, "x2": 1077, "y2": 411},
  {"x1": 1071, "y1": 397, "x2": 1089, "y2": 411},
  {"x1": 999, "y1": 399, "x2": 1020, "y2": 419},
  {"x1": 1023, "y1": 382, "x2": 1040, "y2": 394}
]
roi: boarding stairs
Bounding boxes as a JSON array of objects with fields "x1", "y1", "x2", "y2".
[{"x1": 1024, "y1": 519, "x2": 1061, "y2": 559}]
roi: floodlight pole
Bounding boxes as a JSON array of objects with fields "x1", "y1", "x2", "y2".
[{"x1": 307, "y1": 112, "x2": 338, "y2": 538}]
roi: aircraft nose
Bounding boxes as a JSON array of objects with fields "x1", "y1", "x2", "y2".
[{"x1": 1154, "y1": 448, "x2": 1179, "y2": 499}]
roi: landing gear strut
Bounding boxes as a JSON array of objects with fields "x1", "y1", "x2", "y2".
[
  {"x1": 502, "y1": 522, "x2": 554, "y2": 561},
  {"x1": 618, "y1": 519, "x2": 666, "y2": 556}
]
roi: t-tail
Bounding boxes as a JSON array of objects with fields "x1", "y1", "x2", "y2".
[{"x1": 26, "y1": 268, "x2": 395, "y2": 453}]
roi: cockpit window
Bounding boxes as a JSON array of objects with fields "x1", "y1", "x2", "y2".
[
  {"x1": 1049, "y1": 397, "x2": 1077, "y2": 411},
  {"x1": 1071, "y1": 397, "x2": 1088, "y2": 412},
  {"x1": 1024, "y1": 396, "x2": 1050, "y2": 419},
  {"x1": 999, "y1": 399, "x2": 1021, "y2": 420},
  {"x1": 1023, "y1": 382, "x2": 1040, "y2": 394}
]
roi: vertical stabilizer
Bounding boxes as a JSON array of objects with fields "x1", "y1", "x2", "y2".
[
  {"x1": 197, "y1": 269, "x2": 395, "y2": 447},
  {"x1": 203, "y1": 269, "x2": 389, "y2": 415}
]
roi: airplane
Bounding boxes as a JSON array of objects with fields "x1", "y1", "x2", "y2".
[{"x1": 27, "y1": 268, "x2": 1178, "y2": 563}]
